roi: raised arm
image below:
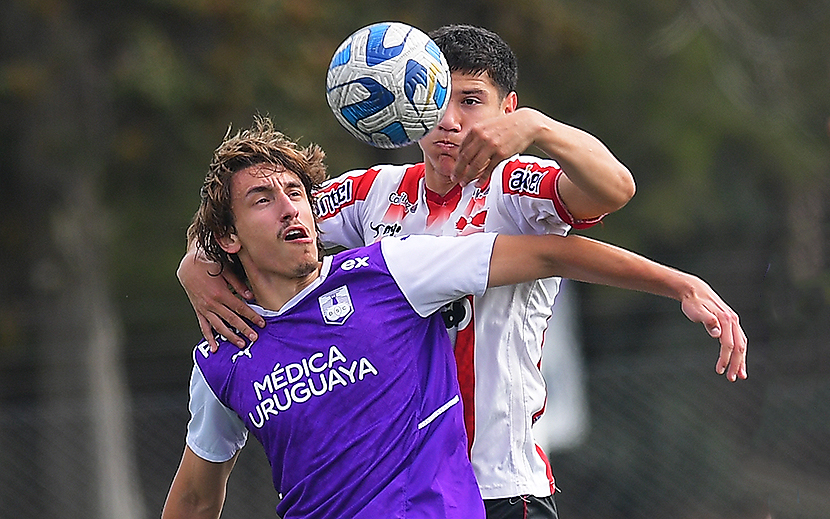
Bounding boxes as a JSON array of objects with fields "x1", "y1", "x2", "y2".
[
  {"x1": 488, "y1": 233, "x2": 748, "y2": 382},
  {"x1": 452, "y1": 107, "x2": 635, "y2": 219},
  {"x1": 161, "y1": 447, "x2": 238, "y2": 519}
]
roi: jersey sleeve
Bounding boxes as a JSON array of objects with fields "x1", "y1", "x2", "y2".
[
  {"x1": 381, "y1": 233, "x2": 496, "y2": 317},
  {"x1": 185, "y1": 363, "x2": 248, "y2": 463},
  {"x1": 315, "y1": 168, "x2": 382, "y2": 249},
  {"x1": 493, "y1": 156, "x2": 603, "y2": 235}
]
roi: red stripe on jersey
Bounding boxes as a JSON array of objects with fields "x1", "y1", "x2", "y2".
[
  {"x1": 453, "y1": 295, "x2": 476, "y2": 456},
  {"x1": 550, "y1": 177, "x2": 605, "y2": 230},
  {"x1": 354, "y1": 167, "x2": 381, "y2": 200},
  {"x1": 315, "y1": 167, "x2": 382, "y2": 220},
  {"x1": 535, "y1": 444, "x2": 557, "y2": 494},
  {"x1": 531, "y1": 328, "x2": 547, "y2": 426},
  {"x1": 452, "y1": 187, "x2": 488, "y2": 235},
  {"x1": 425, "y1": 184, "x2": 462, "y2": 228},
  {"x1": 382, "y1": 164, "x2": 425, "y2": 222},
  {"x1": 500, "y1": 159, "x2": 560, "y2": 200},
  {"x1": 501, "y1": 159, "x2": 603, "y2": 230}
]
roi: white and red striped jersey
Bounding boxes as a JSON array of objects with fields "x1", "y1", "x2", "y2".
[{"x1": 314, "y1": 155, "x2": 601, "y2": 499}]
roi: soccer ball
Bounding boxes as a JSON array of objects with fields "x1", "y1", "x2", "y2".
[{"x1": 326, "y1": 22, "x2": 451, "y2": 149}]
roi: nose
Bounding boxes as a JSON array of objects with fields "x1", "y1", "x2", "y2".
[
  {"x1": 279, "y1": 191, "x2": 300, "y2": 221},
  {"x1": 437, "y1": 102, "x2": 461, "y2": 132}
]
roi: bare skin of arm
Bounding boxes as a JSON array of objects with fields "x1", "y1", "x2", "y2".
[
  {"x1": 488, "y1": 233, "x2": 748, "y2": 382},
  {"x1": 178, "y1": 240, "x2": 265, "y2": 351},
  {"x1": 161, "y1": 447, "x2": 238, "y2": 519},
  {"x1": 451, "y1": 106, "x2": 636, "y2": 220}
]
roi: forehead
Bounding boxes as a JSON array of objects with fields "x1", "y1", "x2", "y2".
[
  {"x1": 450, "y1": 70, "x2": 499, "y2": 94},
  {"x1": 232, "y1": 163, "x2": 301, "y2": 192}
]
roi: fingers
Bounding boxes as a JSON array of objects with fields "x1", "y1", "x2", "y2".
[
  {"x1": 712, "y1": 307, "x2": 748, "y2": 382},
  {"x1": 224, "y1": 271, "x2": 254, "y2": 301},
  {"x1": 207, "y1": 299, "x2": 262, "y2": 349},
  {"x1": 206, "y1": 312, "x2": 247, "y2": 351},
  {"x1": 452, "y1": 124, "x2": 511, "y2": 186},
  {"x1": 452, "y1": 143, "x2": 493, "y2": 186},
  {"x1": 197, "y1": 314, "x2": 219, "y2": 353},
  {"x1": 680, "y1": 289, "x2": 748, "y2": 382},
  {"x1": 225, "y1": 296, "x2": 266, "y2": 330},
  {"x1": 193, "y1": 288, "x2": 263, "y2": 350},
  {"x1": 726, "y1": 313, "x2": 748, "y2": 382}
]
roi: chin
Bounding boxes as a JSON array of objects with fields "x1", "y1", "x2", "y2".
[{"x1": 293, "y1": 260, "x2": 319, "y2": 278}]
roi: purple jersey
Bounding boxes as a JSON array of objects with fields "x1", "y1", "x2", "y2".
[{"x1": 190, "y1": 235, "x2": 494, "y2": 519}]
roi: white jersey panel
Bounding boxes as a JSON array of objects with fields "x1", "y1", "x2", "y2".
[
  {"x1": 381, "y1": 234, "x2": 494, "y2": 317},
  {"x1": 312, "y1": 156, "x2": 590, "y2": 499},
  {"x1": 186, "y1": 363, "x2": 248, "y2": 463}
]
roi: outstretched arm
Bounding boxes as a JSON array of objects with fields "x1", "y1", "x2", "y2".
[
  {"x1": 489, "y1": 233, "x2": 748, "y2": 382},
  {"x1": 162, "y1": 447, "x2": 238, "y2": 519},
  {"x1": 177, "y1": 241, "x2": 265, "y2": 352}
]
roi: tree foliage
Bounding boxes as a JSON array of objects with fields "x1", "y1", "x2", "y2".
[{"x1": 1, "y1": 0, "x2": 828, "y2": 515}]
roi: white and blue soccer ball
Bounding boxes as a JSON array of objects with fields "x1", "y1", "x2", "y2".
[{"x1": 326, "y1": 22, "x2": 451, "y2": 149}]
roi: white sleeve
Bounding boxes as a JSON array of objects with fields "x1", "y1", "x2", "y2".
[
  {"x1": 489, "y1": 155, "x2": 591, "y2": 235},
  {"x1": 381, "y1": 233, "x2": 496, "y2": 317},
  {"x1": 315, "y1": 169, "x2": 372, "y2": 249},
  {"x1": 185, "y1": 365, "x2": 248, "y2": 463}
]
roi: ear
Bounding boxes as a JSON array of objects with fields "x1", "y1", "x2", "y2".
[
  {"x1": 502, "y1": 91, "x2": 518, "y2": 114},
  {"x1": 217, "y1": 232, "x2": 241, "y2": 254}
]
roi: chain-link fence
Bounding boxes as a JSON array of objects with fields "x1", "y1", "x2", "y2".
[
  {"x1": 2, "y1": 351, "x2": 828, "y2": 519},
  {"x1": 2, "y1": 282, "x2": 828, "y2": 519}
]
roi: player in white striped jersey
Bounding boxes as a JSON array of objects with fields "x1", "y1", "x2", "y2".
[{"x1": 178, "y1": 25, "x2": 747, "y2": 519}]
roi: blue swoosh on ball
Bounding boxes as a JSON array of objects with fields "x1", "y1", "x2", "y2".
[
  {"x1": 404, "y1": 60, "x2": 428, "y2": 111},
  {"x1": 339, "y1": 77, "x2": 395, "y2": 126},
  {"x1": 365, "y1": 23, "x2": 408, "y2": 66},
  {"x1": 330, "y1": 41, "x2": 352, "y2": 69}
]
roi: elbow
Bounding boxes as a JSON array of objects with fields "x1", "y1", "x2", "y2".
[
  {"x1": 619, "y1": 170, "x2": 636, "y2": 207},
  {"x1": 606, "y1": 167, "x2": 636, "y2": 213}
]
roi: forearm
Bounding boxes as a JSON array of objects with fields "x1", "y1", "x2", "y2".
[
  {"x1": 490, "y1": 233, "x2": 748, "y2": 382},
  {"x1": 162, "y1": 448, "x2": 234, "y2": 519},
  {"x1": 162, "y1": 492, "x2": 224, "y2": 519},
  {"x1": 491, "y1": 233, "x2": 696, "y2": 302}
]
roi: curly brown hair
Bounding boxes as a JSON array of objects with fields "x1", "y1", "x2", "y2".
[{"x1": 187, "y1": 115, "x2": 328, "y2": 283}]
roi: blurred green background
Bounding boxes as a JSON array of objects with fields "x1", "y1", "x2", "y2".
[{"x1": 1, "y1": 0, "x2": 828, "y2": 518}]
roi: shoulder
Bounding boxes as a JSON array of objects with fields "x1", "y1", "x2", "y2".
[
  {"x1": 493, "y1": 154, "x2": 562, "y2": 199},
  {"x1": 315, "y1": 164, "x2": 423, "y2": 218},
  {"x1": 325, "y1": 242, "x2": 386, "y2": 276},
  {"x1": 380, "y1": 234, "x2": 496, "y2": 269}
]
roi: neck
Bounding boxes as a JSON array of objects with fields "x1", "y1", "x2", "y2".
[
  {"x1": 248, "y1": 262, "x2": 322, "y2": 312},
  {"x1": 423, "y1": 164, "x2": 458, "y2": 196}
]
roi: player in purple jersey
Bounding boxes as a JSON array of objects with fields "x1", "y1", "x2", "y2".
[{"x1": 164, "y1": 117, "x2": 747, "y2": 519}]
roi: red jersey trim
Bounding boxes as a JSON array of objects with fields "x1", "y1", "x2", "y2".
[
  {"x1": 454, "y1": 295, "x2": 477, "y2": 457},
  {"x1": 500, "y1": 158, "x2": 603, "y2": 230},
  {"x1": 315, "y1": 167, "x2": 382, "y2": 220},
  {"x1": 535, "y1": 444, "x2": 557, "y2": 494},
  {"x1": 552, "y1": 178, "x2": 605, "y2": 230},
  {"x1": 383, "y1": 164, "x2": 425, "y2": 222},
  {"x1": 425, "y1": 184, "x2": 462, "y2": 228}
]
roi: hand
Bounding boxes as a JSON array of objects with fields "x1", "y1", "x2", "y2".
[
  {"x1": 680, "y1": 280, "x2": 748, "y2": 382},
  {"x1": 451, "y1": 108, "x2": 541, "y2": 187},
  {"x1": 177, "y1": 247, "x2": 265, "y2": 352}
]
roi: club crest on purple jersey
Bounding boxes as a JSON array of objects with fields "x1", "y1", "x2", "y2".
[{"x1": 318, "y1": 285, "x2": 354, "y2": 325}]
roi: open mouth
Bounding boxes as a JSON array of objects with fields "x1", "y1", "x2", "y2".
[{"x1": 283, "y1": 227, "x2": 309, "y2": 241}]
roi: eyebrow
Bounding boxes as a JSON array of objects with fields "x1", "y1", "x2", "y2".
[
  {"x1": 243, "y1": 176, "x2": 304, "y2": 199},
  {"x1": 243, "y1": 184, "x2": 272, "y2": 198},
  {"x1": 459, "y1": 87, "x2": 488, "y2": 96},
  {"x1": 284, "y1": 178, "x2": 303, "y2": 189}
]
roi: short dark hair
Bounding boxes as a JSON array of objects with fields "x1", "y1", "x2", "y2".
[
  {"x1": 429, "y1": 24, "x2": 518, "y2": 98},
  {"x1": 188, "y1": 115, "x2": 327, "y2": 283}
]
